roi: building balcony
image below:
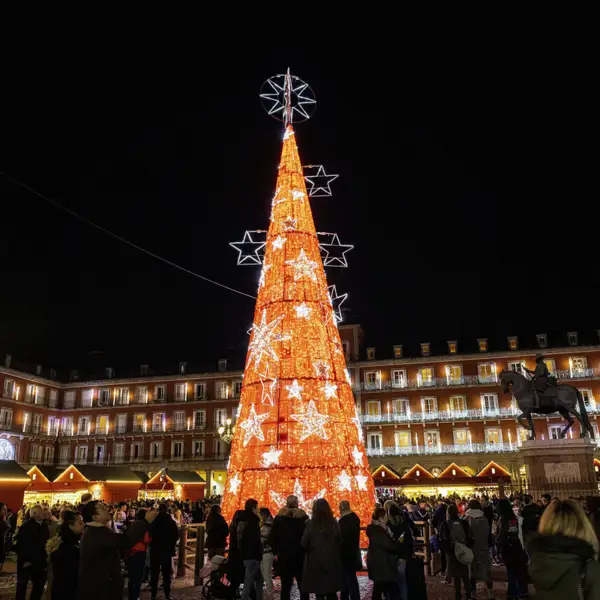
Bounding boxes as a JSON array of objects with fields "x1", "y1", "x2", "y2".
[
  {"x1": 362, "y1": 407, "x2": 520, "y2": 424},
  {"x1": 366, "y1": 441, "x2": 518, "y2": 457}
]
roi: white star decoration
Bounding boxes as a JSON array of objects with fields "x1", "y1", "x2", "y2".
[
  {"x1": 352, "y1": 406, "x2": 364, "y2": 442},
  {"x1": 344, "y1": 368, "x2": 352, "y2": 385},
  {"x1": 262, "y1": 446, "x2": 283, "y2": 468},
  {"x1": 247, "y1": 310, "x2": 290, "y2": 368},
  {"x1": 313, "y1": 361, "x2": 331, "y2": 378},
  {"x1": 258, "y1": 364, "x2": 278, "y2": 406},
  {"x1": 283, "y1": 129, "x2": 294, "y2": 140},
  {"x1": 228, "y1": 473, "x2": 241, "y2": 494},
  {"x1": 295, "y1": 303, "x2": 312, "y2": 319},
  {"x1": 323, "y1": 381, "x2": 338, "y2": 399},
  {"x1": 337, "y1": 470, "x2": 352, "y2": 492},
  {"x1": 239, "y1": 404, "x2": 270, "y2": 447},
  {"x1": 258, "y1": 264, "x2": 271, "y2": 289},
  {"x1": 352, "y1": 445, "x2": 364, "y2": 466},
  {"x1": 286, "y1": 249, "x2": 318, "y2": 282},
  {"x1": 270, "y1": 479, "x2": 326, "y2": 515},
  {"x1": 291, "y1": 400, "x2": 330, "y2": 441},
  {"x1": 283, "y1": 216, "x2": 297, "y2": 231},
  {"x1": 304, "y1": 165, "x2": 339, "y2": 197},
  {"x1": 292, "y1": 190, "x2": 305, "y2": 201},
  {"x1": 272, "y1": 235, "x2": 286, "y2": 250},
  {"x1": 285, "y1": 379, "x2": 304, "y2": 400},
  {"x1": 355, "y1": 471, "x2": 369, "y2": 491}
]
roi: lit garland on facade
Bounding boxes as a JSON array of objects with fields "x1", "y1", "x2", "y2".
[{"x1": 221, "y1": 125, "x2": 375, "y2": 522}]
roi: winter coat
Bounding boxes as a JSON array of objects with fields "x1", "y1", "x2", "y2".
[
  {"x1": 206, "y1": 512, "x2": 229, "y2": 551},
  {"x1": 410, "y1": 506, "x2": 429, "y2": 522},
  {"x1": 339, "y1": 512, "x2": 362, "y2": 570},
  {"x1": 260, "y1": 517, "x2": 274, "y2": 555},
  {"x1": 237, "y1": 510, "x2": 262, "y2": 562},
  {"x1": 77, "y1": 524, "x2": 123, "y2": 600},
  {"x1": 521, "y1": 503, "x2": 541, "y2": 540},
  {"x1": 301, "y1": 519, "x2": 343, "y2": 594},
  {"x1": 127, "y1": 518, "x2": 150, "y2": 553},
  {"x1": 497, "y1": 515, "x2": 527, "y2": 567},
  {"x1": 15, "y1": 518, "x2": 49, "y2": 566},
  {"x1": 149, "y1": 512, "x2": 179, "y2": 558},
  {"x1": 387, "y1": 514, "x2": 413, "y2": 559},
  {"x1": 50, "y1": 529, "x2": 80, "y2": 600},
  {"x1": 269, "y1": 507, "x2": 308, "y2": 574},
  {"x1": 431, "y1": 503, "x2": 447, "y2": 532},
  {"x1": 529, "y1": 534, "x2": 600, "y2": 600},
  {"x1": 465, "y1": 509, "x2": 491, "y2": 582},
  {"x1": 440, "y1": 518, "x2": 472, "y2": 579},
  {"x1": 366, "y1": 521, "x2": 403, "y2": 583}
]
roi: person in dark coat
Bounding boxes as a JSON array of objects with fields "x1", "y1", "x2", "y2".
[
  {"x1": 301, "y1": 498, "x2": 343, "y2": 600},
  {"x1": 77, "y1": 501, "x2": 124, "y2": 600},
  {"x1": 520, "y1": 494, "x2": 541, "y2": 553},
  {"x1": 339, "y1": 501, "x2": 361, "y2": 600},
  {"x1": 48, "y1": 510, "x2": 84, "y2": 600},
  {"x1": 465, "y1": 499, "x2": 493, "y2": 599},
  {"x1": 529, "y1": 499, "x2": 600, "y2": 600},
  {"x1": 16, "y1": 504, "x2": 49, "y2": 600},
  {"x1": 269, "y1": 495, "x2": 309, "y2": 600},
  {"x1": 431, "y1": 500, "x2": 448, "y2": 577},
  {"x1": 206, "y1": 504, "x2": 229, "y2": 558},
  {"x1": 387, "y1": 502, "x2": 412, "y2": 600},
  {"x1": 228, "y1": 509, "x2": 247, "y2": 594},
  {"x1": 440, "y1": 503, "x2": 472, "y2": 600},
  {"x1": 366, "y1": 506, "x2": 402, "y2": 600},
  {"x1": 149, "y1": 503, "x2": 179, "y2": 600},
  {"x1": 497, "y1": 498, "x2": 528, "y2": 600},
  {"x1": 238, "y1": 498, "x2": 263, "y2": 600},
  {"x1": 0, "y1": 502, "x2": 7, "y2": 573},
  {"x1": 126, "y1": 508, "x2": 155, "y2": 600}
]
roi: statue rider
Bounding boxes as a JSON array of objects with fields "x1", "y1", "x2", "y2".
[{"x1": 523, "y1": 354, "x2": 550, "y2": 410}]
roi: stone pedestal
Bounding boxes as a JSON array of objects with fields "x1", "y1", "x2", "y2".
[{"x1": 520, "y1": 438, "x2": 598, "y2": 498}]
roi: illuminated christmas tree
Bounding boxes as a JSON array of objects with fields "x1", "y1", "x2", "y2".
[{"x1": 221, "y1": 72, "x2": 374, "y2": 524}]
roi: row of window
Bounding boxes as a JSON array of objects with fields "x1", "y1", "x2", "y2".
[
  {"x1": 362, "y1": 357, "x2": 591, "y2": 387},
  {"x1": 0, "y1": 408, "x2": 229, "y2": 436},
  {"x1": 2, "y1": 380, "x2": 243, "y2": 408},
  {"x1": 51, "y1": 439, "x2": 226, "y2": 464}
]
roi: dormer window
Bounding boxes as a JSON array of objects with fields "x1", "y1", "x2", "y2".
[
  {"x1": 477, "y1": 339, "x2": 488, "y2": 352},
  {"x1": 567, "y1": 332, "x2": 578, "y2": 346},
  {"x1": 393, "y1": 345, "x2": 403, "y2": 358},
  {"x1": 508, "y1": 336, "x2": 518, "y2": 350},
  {"x1": 536, "y1": 334, "x2": 547, "y2": 348},
  {"x1": 420, "y1": 343, "x2": 430, "y2": 357},
  {"x1": 447, "y1": 341, "x2": 457, "y2": 354},
  {"x1": 367, "y1": 347, "x2": 376, "y2": 361}
]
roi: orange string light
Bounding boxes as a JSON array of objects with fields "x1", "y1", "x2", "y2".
[{"x1": 222, "y1": 127, "x2": 374, "y2": 528}]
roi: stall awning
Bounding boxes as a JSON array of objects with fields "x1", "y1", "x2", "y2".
[{"x1": 0, "y1": 461, "x2": 30, "y2": 482}]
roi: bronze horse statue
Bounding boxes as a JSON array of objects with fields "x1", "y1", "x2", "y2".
[{"x1": 499, "y1": 369, "x2": 594, "y2": 440}]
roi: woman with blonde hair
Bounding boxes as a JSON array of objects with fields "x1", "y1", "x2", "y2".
[{"x1": 529, "y1": 499, "x2": 600, "y2": 599}]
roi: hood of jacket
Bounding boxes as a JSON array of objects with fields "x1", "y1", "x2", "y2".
[
  {"x1": 465, "y1": 509, "x2": 484, "y2": 519},
  {"x1": 529, "y1": 534, "x2": 596, "y2": 590},
  {"x1": 277, "y1": 507, "x2": 308, "y2": 519}
]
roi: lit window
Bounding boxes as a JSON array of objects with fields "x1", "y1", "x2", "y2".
[
  {"x1": 420, "y1": 343, "x2": 430, "y2": 357},
  {"x1": 570, "y1": 357, "x2": 587, "y2": 375},
  {"x1": 481, "y1": 394, "x2": 499, "y2": 412},
  {"x1": 508, "y1": 361, "x2": 525, "y2": 375},
  {"x1": 392, "y1": 398, "x2": 410, "y2": 416},
  {"x1": 454, "y1": 429, "x2": 469, "y2": 445},
  {"x1": 418, "y1": 367, "x2": 434, "y2": 386},
  {"x1": 365, "y1": 372, "x2": 381, "y2": 390},
  {"x1": 422, "y1": 397, "x2": 437, "y2": 415},
  {"x1": 549, "y1": 425, "x2": 562, "y2": 440},
  {"x1": 447, "y1": 341, "x2": 457, "y2": 354},
  {"x1": 367, "y1": 400, "x2": 381, "y2": 416},
  {"x1": 393, "y1": 345, "x2": 403, "y2": 358},
  {"x1": 544, "y1": 359, "x2": 556, "y2": 375},
  {"x1": 485, "y1": 428, "x2": 502, "y2": 444},
  {"x1": 446, "y1": 365, "x2": 462, "y2": 383},
  {"x1": 508, "y1": 336, "x2": 518, "y2": 350},
  {"x1": 394, "y1": 431, "x2": 411, "y2": 448},
  {"x1": 477, "y1": 339, "x2": 488, "y2": 352},
  {"x1": 391, "y1": 370, "x2": 407, "y2": 388},
  {"x1": 367, "y1": 347, "x2": 376, "y2": 360},
  {"x1": 449, "y1": 396, "x2": 466, "y2": 412},
  {"x1": 478, "y1": 363, "x2": 496, "y2": 382},
  {"x1": 424, "y1": 430, "x2": 440, "y2": 449}
]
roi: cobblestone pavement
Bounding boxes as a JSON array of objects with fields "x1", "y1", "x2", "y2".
[{"x1": 0, "y1": 568, "x2": 514, "y2": 599}]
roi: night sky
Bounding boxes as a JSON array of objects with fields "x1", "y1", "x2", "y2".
[{"x1": 1, "y1": 47, "x2": 597, "y2": 375}]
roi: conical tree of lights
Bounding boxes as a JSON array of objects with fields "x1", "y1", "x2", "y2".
[{"x1": 221, "y1": 126, "x2": 374, "y2": 525}]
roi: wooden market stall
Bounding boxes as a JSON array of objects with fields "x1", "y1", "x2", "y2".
[
  {"x1": 140, "y1": 469, "x2": 205, "y2": 501},
  {"x1": 0, "y1": 460, "x2": 31, "y2": 510}
]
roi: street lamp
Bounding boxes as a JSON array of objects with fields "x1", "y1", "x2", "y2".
[{"x1": 218, "y1": 418, "x2": 235, "y2": 444}]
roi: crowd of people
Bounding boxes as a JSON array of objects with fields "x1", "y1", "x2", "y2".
[{"x1": 1, "y1": 490, "x2": 600, "y2": 600}]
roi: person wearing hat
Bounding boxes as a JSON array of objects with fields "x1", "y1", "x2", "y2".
[{"x1": 523, "y1": 354, "x2": 550, "y2": 410}]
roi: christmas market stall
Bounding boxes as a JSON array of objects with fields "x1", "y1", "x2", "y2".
[
  {"x1": 0, "y1": 459, "x2": 31, "y2": 510},
  {"x1": 140, "y1": 469, "x2": 205, "y2": 501}
]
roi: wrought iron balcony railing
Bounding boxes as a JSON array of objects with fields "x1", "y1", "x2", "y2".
[{"x1": 366, "y1": 442, "x2": 518, "y2": 457}]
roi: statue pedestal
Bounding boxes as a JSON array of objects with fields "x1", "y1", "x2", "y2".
[{"x1": 520, "y1": 438, "x2": 598, "y2": 498}]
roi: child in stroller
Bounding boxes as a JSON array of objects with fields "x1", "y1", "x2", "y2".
[{"x1": 200, "y1": 555, "x2": 239, "y2": 600}]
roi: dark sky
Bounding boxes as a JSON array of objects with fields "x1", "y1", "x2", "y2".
[{"x1": 1, "y1": 46, "x2": 596, "y2": 374}]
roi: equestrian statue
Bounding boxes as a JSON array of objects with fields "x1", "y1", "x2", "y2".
[{"x1": 499, "y1": 354, "x2": 595, "y2": 440}]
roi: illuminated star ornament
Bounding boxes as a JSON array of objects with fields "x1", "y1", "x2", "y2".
[
  {"x1": 258, "y1": 264, "x2": 272, "y2": 289},
  {"x1": 285, "y1": 379, "x2": 304, "y2": 400},
  {"x1": 344, "y1": 368, "x2": 352, "y2": 385},
  {"x1": 313, "y1": 360, "x2": 331, "y2": 379},
  {"x1": 352, "y1": 445, "x2": 363, "y2": 466},
  {"x1": 318, "y1": 233, "x2": 354, "y2": 268},
  {"x1": 351, "y1": 406, "x2": 364, "y2": 442},
  {"x1": 355, "y1": 471, "x2": 369, "y2": 491},
  {"x1": 247, "y1": 309, "x2": 290, "y2": 368},
  {"x1": 295, "y1": 303, "x2": 312, "y2": 319},
  {"x1": 337, "y1": 470, "x2": 352, "y2": 491},
  {"x1": 286, "y1": 249, "x2": 319, "y2": 282},
  {"x1": 228, "y1": 473, "x2": 241, "y2": 494},
  {"x1": 291, "y1": 400, "x2": 330, "y2": 441},
  {"x1": 327, "y1": 285, "x2": 348, "y2": 324},
  {"x1": 259, "y1": 69, "x2": 317, "y2": 124},
  {"x1": 292, "y1": 190, "x2": 305, "y2": 201},
  {"x1": 282, "y1": 216, "x2": 297, "y2": 231},
  {"x1": 230, "y1": 230, "x2": 266, "y2": 266},
  {"x1": 262, "y1": 446, "x2": 283, "y2": 468},
  {"x1": 239, "y1": 404, "x2": 270, "y2": 447},
  {"x1": 272, "y1": 235, "x2": 286, "y2": 250},
  {"x1": 258, "y1": 365, "x2": 278, "y2": 406},
  {"x1": 323, "y1": 381, "x2": 338, "y2": 399},
  {"x1": 269, "y1": 478, "x2": 326, "y2": 515},
  {"x1": 304, "y1": 165, "x2": 339, "y2": 197}
]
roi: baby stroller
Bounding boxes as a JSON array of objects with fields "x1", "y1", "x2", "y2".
[{"x1": 200, "y1": 555, "x2": 238, "y2": 600}]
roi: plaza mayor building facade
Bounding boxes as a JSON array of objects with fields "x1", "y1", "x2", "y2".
[{"x1": 1, "y1": 324, "x2": 600, "y2": 504}]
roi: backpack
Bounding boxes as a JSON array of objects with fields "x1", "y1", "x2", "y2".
[{"x1": 453, "y1": 520, "x2": 474, "y2": 565}]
